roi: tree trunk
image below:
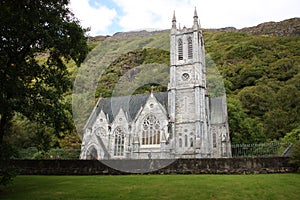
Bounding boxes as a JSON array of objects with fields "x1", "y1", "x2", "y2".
[{"x1": 0, "y1": 113, "x2": 11, "y2": 148}]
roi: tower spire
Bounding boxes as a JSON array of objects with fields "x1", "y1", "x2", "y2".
[
  {"x1": 194, "y1": 7, "x2": 198, "y2": 18},
  {"x1": 172, "y1": 10, "x2": 176, "y2": 29},
  {"x1": 193, "y1": 7, "x2": 199, "y2": 30}
]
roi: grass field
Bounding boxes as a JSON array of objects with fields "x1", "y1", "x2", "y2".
[{"x1": 1, "y1": 174, "x2": 300, "y2": 200}]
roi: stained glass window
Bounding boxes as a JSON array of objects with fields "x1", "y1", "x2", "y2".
[
  {"x1": 114, "y1": 127, "x2": 125, "y2": 156},
  {"x1": 142, "y1": 115, "x2": 160, "y2": 145}
]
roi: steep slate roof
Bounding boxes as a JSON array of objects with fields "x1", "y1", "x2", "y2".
[
  {"x1": 85, "y1": 91, "x2": 226, "y2": 129},
  {"x1": 95, "y1": 92, "x2": 168, "y2": 123}
]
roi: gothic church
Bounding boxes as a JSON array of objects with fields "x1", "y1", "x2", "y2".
[{"x1": 80, "y1": 9, "x2": 232, "y2": 160}]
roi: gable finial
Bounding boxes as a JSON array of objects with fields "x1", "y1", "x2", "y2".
[{"x1": 151, "y1": 85, "x2": 154, "y2": 94}]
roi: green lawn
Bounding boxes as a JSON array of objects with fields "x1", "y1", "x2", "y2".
[{"x1": 1, "y1": 174, "x2": 300, "y2": 200}]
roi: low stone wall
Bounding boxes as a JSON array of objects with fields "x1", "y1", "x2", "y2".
[{"x1": 6, "y1": 157, "x2": 295, "y2": 175}]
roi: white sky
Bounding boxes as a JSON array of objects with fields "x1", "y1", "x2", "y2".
[{"x1": 69, "y1": 0, "x2": 300, "y2": 36}]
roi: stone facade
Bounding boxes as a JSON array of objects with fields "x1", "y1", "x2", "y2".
[{"x1": 80, "y1": 9, "x2": 231, "y2": 160}]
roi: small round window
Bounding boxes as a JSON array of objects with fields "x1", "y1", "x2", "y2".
[{"x1": 182, "y1": 73, "x2": 190, "y2": 81}]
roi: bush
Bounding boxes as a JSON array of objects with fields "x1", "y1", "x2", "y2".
[{"x1": 289, "y1": 140, "x2": 300, "y2": 172}]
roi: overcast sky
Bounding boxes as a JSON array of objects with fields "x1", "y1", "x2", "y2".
[{"x1": 69, "y1": 0, "x2": 300, "y2": 36}]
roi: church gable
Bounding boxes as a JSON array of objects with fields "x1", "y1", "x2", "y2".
[
  {"x1": 110, "y1": 108, "x2": 128, "y2": 158},
  {"x1": 133, "y1": 92, "x2": 169, "y2": 147},
  {"x1": 134, "y1": 92, "x2": 168, "y2": 122},
  {"x1": 111, "y1": 108, "x2": 128, "y2": 127},
  {"x1": 92, "y1": 110, "x2": 108, "y2": 130}
]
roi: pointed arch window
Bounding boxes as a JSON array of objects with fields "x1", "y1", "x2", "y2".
[
  {"x1": 190, "y1": 137, "x2": 194, "y2": 147},
  {"x1": 178, "y1": 38, "x2": 183, "y2": 60},
  {"x1": 86, "y1": 146, "x2": 98, "y2": 160},
  {"x1": 179, "y1": 138, "x2": 182, "y2": 147},
  {"x1": 142, "y1": 115, "x2": 160, "y2": 145},
  {"x1": 213, "y1": 132, "x2": 217, "y2": 148},
  {"x1": 114, "y1": 127, "x2": 125, "y2": 156},
  {"x1": 188, "y1": 37, "x2": 193, "y2": 59},
  {"x1": 184, "y1": 134, "x2": 188, "y2": 147}
]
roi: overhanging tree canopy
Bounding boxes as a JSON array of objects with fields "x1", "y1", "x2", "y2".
[{"x1": 0, "y1": 0, "x2": 88, "y2": 146}]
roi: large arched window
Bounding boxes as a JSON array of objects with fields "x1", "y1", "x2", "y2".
[
  {"x1": 188, "y1": 37, "x2": 193, "y2": 59},
  {"x1": 178, "y1": 39, "x2": 183, "y2": 60},
  {"x1": 113, "y1": 127, "x2": 125, "y2": 156},
  {"x1": 142, "y1": 115, "x2": 160, "y2": 145}
]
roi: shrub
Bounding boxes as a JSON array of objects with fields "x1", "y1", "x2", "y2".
[{"x1": 289, "y1": 140, "x2": 300, "y2": 172}]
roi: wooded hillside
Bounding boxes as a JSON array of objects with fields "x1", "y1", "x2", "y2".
[{"x1": 5, "y1": 18, "x2": 300, "y2": 158}]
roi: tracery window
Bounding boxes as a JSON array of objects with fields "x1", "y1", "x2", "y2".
[
  {"x1": 95, "y1": 127, "x2": 106, "y2": 137},
  {"x1": 142, "y1": 115, "x2": 160, "y2": 145},
  {"x1": 178, "y1": 39, "x2": 183, "y2": 60},
  {"x1": 113, "y1": 127, "x2": 125, "y2": 156},
  {"x1": 188, "y1": 37, "x2": 193, "y2": 59}
]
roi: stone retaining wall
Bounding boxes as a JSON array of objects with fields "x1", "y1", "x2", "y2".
[{"x1": 6, "y1": 157, "x2": 295, "y2": 175}]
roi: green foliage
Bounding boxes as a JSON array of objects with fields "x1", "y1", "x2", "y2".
[
  {"x1": 227, "y1": 97, "x2": 265, "y2": 144},
  {"x1": 238, "y1": 85, "x2": 275, "y2": 117},
  {"x1": 281, "y1": 127, "x2": 300, "y2": 143},
  {"x1": 289, "y1": 141, "x2": 300, "y2": 172},
  {"x1": 95, "y1": 48, "x2": 170, "y2": 98},
  {"x1": 264, "y1": 84, "x2": 300, "y2": 139},
  {"x1": 203, "y1": 29, "x2": 300, "y2": 142},
  {"x1": 0, "y1": 166, "x2": 18, "y2": 187},
  {"x1": 0, "y1": 0, "x2": 88, "y2": 147}
]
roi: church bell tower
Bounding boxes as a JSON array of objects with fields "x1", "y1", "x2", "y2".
[{"x1": 168, "y1": 8, "x2": 211, "y2": 158}]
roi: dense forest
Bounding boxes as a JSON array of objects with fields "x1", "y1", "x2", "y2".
[{"x1": 4, "y1": 19, "x2": 300, "y2": 159}]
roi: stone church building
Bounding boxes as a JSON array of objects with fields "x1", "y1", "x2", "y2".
[{"x1": 80, "y1": 9, "x2": 231, "y2": 160}]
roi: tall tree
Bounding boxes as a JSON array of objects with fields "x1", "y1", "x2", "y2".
[{"x1": 0, "y1": 0, "x2": 88, "y2": 147}]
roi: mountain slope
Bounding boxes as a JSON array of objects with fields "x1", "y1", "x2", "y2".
[
  {"x1": 85, "y1": 19, "x2": 300, "y2": 144},
  {"x1": 239, "y1": 18, "x2": 300, "y2": 36}
]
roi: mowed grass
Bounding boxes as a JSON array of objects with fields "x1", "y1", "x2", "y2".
[{"x1": 1, "y1": 174, "x2": 300, "y2": 200}]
